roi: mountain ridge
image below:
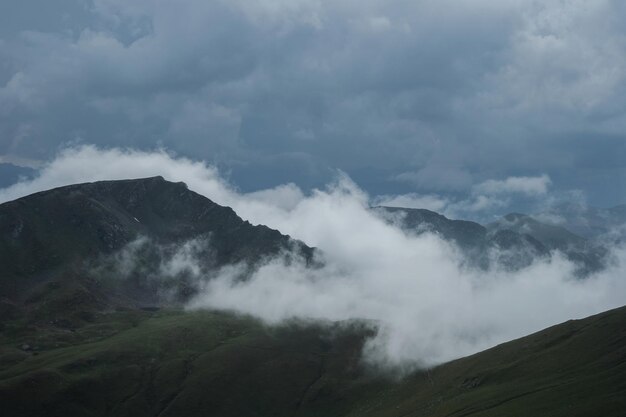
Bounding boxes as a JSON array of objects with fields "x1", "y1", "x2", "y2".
[
  {"x1": 0, "y1": 176, "x2": 314, "y2": 316},
  {"x1": 376, "y1": 205, "x2": 609, "y2": 273}
]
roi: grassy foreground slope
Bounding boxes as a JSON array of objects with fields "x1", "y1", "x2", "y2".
[{"x1": 0, "y1": 305, "x2": 624, "y2": 417}]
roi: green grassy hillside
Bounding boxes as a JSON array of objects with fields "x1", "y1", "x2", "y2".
[{"x1": 1, "y1": 305, "x2": 624, "y2": 417}]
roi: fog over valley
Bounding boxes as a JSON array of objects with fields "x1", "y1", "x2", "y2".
[{"x1": 2, "y1": 146, "x2": 624, "y2": 371}]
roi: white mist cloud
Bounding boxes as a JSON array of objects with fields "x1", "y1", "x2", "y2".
[
  {"x1": 1, "y1": 146, "x2": 625, "y2": 371},
  {"x1": 474, "y1": 174, "x2": 552, "y2": 196},
  {"x1": 189, "y1": 251, "x2": 626, "y2": 370},
  {"x1": 374, "y1": 174, "x2": 553, "y2": 219},
  {"x1": 0, "y1": 146, "x2": 234, "y2": 206}
]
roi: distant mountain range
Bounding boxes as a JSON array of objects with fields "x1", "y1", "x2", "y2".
[
  {"x1": 535, "y1": 202, "x2": 626, "y2": 240},
  {"x1": 0, "y1": 177, "x2": 624, "y2": 416},
  {"x1": 375, "y1": 206, "x2": 609, "y2": 274}
]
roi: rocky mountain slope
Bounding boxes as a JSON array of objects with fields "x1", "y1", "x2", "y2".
[{"x1": 0, "y1": 177, "x2": 313, "y2": 321}]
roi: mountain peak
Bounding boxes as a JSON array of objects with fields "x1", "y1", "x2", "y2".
[{"x1": 0, "y1": 177, "x2": 313, "y2": 298}]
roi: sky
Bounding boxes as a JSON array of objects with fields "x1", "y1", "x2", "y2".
[{"x1": 1, "y1": 0, "x2": 626, "y2": 214}]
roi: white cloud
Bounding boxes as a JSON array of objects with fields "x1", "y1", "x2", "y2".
[
  {"x1": 2, "y1": 146, "x2": 625, "y2": 372},
  {"x1": 190, "y1": 250, "x2": 626, "y2": 370},
  {"x1": 0, "y1": 146, "x2": 234, "y2": 206},
  {"x1": 481, "y1": 0, "x2": 626, "y2": 114},
  {"x1": 474, "y1": 174, "x2": 551, "y2": 196},
  {"x1": 447, "y1": 194, "x2": 509, "y2": 216}
]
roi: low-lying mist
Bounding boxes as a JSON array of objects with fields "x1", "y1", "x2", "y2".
[{"x1": 3, "y1": 146, "x2": 626, "y2": 370}]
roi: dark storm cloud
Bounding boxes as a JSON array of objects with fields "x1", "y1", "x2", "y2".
[{"x1": 1, "y1": 0, "x2": 625, "y2": 205}]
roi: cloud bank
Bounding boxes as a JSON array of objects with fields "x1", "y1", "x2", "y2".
[
  {"x1": 2, "y1": 145, "x2": 625, "y2": 371},
  {"x1": 1, "y1": 0, "x2": 626, "y2": 205},
  {"x1": 474, "y1": 174, "x2": 552, "y2": 196}
]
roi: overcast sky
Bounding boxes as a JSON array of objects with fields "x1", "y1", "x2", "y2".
[{"x1": 1, "y1": 0, "x2": 625, "y2": 211}]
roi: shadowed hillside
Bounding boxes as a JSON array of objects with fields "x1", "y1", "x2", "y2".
[
  {"x1": 0, "y1": 177, "x2": 313, "y2": 324},
  {"x1": 0, "y1": 305, "x2": 624, "y2": 417},
  {"x1": 0, "y1": 177, "x2": 311, "y2": 290}
]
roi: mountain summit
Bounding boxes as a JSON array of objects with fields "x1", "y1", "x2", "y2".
[{"x1": 0, "y1": 177, "x2": 313, "y2": 314}]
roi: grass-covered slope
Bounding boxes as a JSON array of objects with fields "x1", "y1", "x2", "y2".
[
  {"x1": 1, "y1": 306, "x2": 624, "y2": 417},
  {"x1": 358, "y1": 305, "x2": 626, "y2": 417}
]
